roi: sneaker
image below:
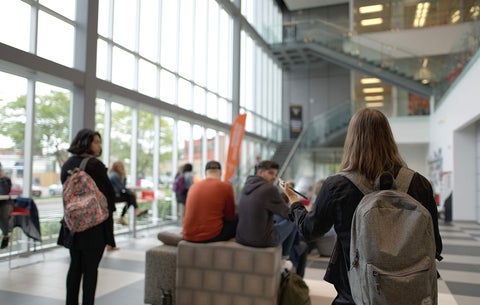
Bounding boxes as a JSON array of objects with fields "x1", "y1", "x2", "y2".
[
  {"x1": 1, "y1": 236, "x2": 9, "y2": 249},
  {"x1": 281, "y1": 259, "x2": 293, "y2": 271}
]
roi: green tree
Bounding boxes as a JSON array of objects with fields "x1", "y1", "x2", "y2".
[
  {"x1": 0, "y1": 91, "x2": 70, "y2": 167},
  {"x1": 0, "y1": 92, "x2": 174, "y2": 180},
  {"x1": 107, "y1": 106, "x2": 173, "y2": 180}
]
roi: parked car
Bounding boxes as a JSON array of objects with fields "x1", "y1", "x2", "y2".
[
  {"x1": 48, "y1": 183, "x2": 63, "y2": 196},
  {"x1": 9, "y1": 183, "x2": 22, "y2": 196},
  {"x1": 31, "y1": 185, "x2": 42, "y2": 197},
  {"x1": 139, "y1": 178, "x2": 154, "y2": 189},
  {"x1": 9, "y1": 183, "x2": 42, "y2": 197}
]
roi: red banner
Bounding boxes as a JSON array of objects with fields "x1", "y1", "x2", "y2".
[{"x1": 224, "y1": 114, "x2": 247, "y2": 182}]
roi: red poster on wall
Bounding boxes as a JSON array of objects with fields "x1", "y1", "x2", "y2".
[{"x1": 224, "y1": 114, "x2": 247, "y2": 182}]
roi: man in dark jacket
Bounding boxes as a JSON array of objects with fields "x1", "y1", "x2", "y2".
[{"x1": 236, "y1": 160, "x2": 296, "y2": 257}]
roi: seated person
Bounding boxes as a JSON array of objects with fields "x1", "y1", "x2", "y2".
[
  {"x1": 0, "y1": 162, "x2": 13, "y2": 249},
  {"x1": 109, "y1": 161, "x2": 146, "y2": 225},
  {"x1": 182, "y1": 161, "x2": 237, "y2": 242},
  {"x1": 236, "y1": 160, "x2": 296, "y2": 258}
]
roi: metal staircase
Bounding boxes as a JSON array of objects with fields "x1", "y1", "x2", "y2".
[
  {"x1": 271, "y1": 19, "x2": 480, "y2": 99},
  {"x1": 270, "y1": 139, "x2": 297, "y2": 167},
  {"x1": 276, "y1": 102, "x2": 352, "y2": 179},
  {"x1": 272, "y1": 41, "x2": 432, "y2": 98}
]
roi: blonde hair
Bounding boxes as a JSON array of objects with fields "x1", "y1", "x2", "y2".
[
  {"x1": 339, "y1": 108, "x2": 406, "y2": 181},
  {"x1": 110, "y1": 161, "x2": 126, "y2": 178}
]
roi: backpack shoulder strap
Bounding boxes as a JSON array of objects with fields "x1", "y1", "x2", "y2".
[
  {"x1": 79, "y1": 157, "x2": 91, "y2": 171},
  {"x1": 338, "y1": 171, "x2": 373, "y2": 195},
  {"x1": 395, "y1": 167, "x2": 415, "y2": 193}
]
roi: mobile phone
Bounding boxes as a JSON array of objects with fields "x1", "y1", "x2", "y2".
[{"x1": 279, "y1": 178, "x2": 307, "y2": 199}]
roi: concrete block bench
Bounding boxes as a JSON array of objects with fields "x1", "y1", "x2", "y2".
[
  {"x1": 176, "y1": 240, "x2": 282, "y2": 305},
  {"x1": 144, "y1": 244, "x2": 178, "y2": 305}
]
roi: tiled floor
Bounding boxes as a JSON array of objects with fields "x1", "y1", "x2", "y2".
[{"x1": 0, "y1": 221, "x2": 479, "y2": 305}]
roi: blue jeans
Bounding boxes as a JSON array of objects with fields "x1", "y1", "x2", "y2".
[{"x1": 273, "y1": 215, "x2": 296, "y2": 257}]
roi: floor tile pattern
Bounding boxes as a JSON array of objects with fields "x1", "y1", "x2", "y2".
[{"x1": 0, "y1": 221, "x2": 478, "y2": 305}]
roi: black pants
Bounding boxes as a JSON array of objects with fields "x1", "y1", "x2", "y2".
[
  {"x1": 115, "y1": 191, "x2": 138, "y2": 217},
  {"x1": 66, "y1": 247, "x2": 105, "y2": 305},
  {"x1": 201, "y1": 219, "x2": 238, "y2": 243}
]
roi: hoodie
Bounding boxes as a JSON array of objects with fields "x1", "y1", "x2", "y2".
[{"x1": 235, "y1": 175, "x2": 290, "y2": 247}]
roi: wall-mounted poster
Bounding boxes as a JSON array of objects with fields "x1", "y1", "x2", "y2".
[{"x1": 290, "y1": 105, "x2": 303, "y2": 139}]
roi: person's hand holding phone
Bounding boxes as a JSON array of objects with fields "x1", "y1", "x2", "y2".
[{"x1": 278, "y1": 178, "x2": 301, "y2": 205}]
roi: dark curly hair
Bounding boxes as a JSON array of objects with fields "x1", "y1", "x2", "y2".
[
  {"x1": 182, "y1": 163, "x2": 193, "y2": 173},
  {"x1": 68, "y1": 128, "x2": 102, "y2": 155}
]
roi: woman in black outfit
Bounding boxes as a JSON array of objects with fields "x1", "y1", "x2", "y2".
[
  {"x1": 58, "y1": 128, "x2": 116, "y2": 305},
  {"x1": 280, "y1": 108, "x2": 442, "y2": 305}
]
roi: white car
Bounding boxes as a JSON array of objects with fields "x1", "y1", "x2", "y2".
[
  {"x1": 32, "y1": 185, "x2": 42, "y2": 197},
  {"x1": 139, "y1": 179, "x2": 154, "y2": 189},
  {"x1": 48, "y1": 183, "x2": 63, "y2": 196}
]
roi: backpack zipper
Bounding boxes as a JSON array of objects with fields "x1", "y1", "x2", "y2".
[{"x1": 371, "y1": 262, "x2": 431, "y2": 294}]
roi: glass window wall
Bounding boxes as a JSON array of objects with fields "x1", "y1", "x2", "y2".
[
  {"x1": 0, "y1": 0, "x2": 284, "y2": 256},
  {"x1": 0, "y1": 1, "x2": 31, "y2": 52}
]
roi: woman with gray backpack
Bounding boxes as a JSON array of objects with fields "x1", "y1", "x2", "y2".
[{"x1": 280, "y1": 108, "x2": 443, "y2": 305}]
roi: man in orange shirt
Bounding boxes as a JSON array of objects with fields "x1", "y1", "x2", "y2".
[{"x1": 182, "y1": 161, "x2": 237, "y2": 242}]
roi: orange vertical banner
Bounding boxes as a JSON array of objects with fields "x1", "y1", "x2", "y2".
[{"x1": 224, "y1": 113, "x2": 247, "y2": 182}]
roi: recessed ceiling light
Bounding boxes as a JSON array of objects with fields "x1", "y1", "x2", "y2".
[
  {"x1": 361, "y1": 18, "x2": 383, "y2": 26},
  {"x1": 365, "y1": 96, "x2": 384, "y2": 101},
  {"x1": 361, "y1": 78, "x2": 381, "y2": 84},
  {"x1": 363, "y1": 87, "x2": 384, "y2": 94},
  {"x1": 414, "y1": 2, "x2": 430, "y2": 27},
  {"x1": 471, "y1": 6, "x2": 480, "y2": 18},
  {"x1": 451, "y1": 10, "x2": 461, "y2": 23},
  {"x1": 359, "y1": 5, "x2": 383, "y2": 14},
  {"x1": 366, "y1": 102, "x2": 384, "y2": 108}
]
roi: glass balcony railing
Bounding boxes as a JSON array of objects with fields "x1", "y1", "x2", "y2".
[
  {"x1": 352, "y1": 0, "x2": 480, "y2": 34},
  {"x1": 273, "y1": 17, "x2": 480, "y2": 109},
  {"x1": 278, "y1": 101, "x2": 352, "y2": 183}
]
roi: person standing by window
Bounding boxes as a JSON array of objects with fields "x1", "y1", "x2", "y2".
[
  {"x1": 57, "y1": 128, "x2": 117, "y2": 305},
  {"x1": 173, "y1": 163, "x2": 194, "y2": 221}
]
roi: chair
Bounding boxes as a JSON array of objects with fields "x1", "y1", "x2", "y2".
[{"x1": 8, "y1": 198, "x2": 44, "y2": 269}]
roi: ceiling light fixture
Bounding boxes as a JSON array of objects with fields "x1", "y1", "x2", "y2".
[
  {"x1": 363, "y1": 87, "x2": 384, "y2": 94},
  {"x1": 361, "y1": 77, "x2": 381, "y2": 85},
  {"x1": 471, "y1": 6, "x2": 480, "y2": 19},
  {"x1": 451, "y1": 10, "x2": 461, "y2": 23},
  {"x1": 366, "y1": 102, "x2": 384, "y2": 108},
  {"x1": 413, "y1": 2, "x2": 430, "y2": 28},
  {"x1": 365, "y1": 96, "x2": 384, "y2": 101},
  {"x1": 361, "y1": 18, "x2": 383, "y2": 26},
  {"x1": 359, "y1": 5, "x2": 384, "y2": 14}
]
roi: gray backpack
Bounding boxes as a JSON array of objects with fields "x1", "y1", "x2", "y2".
[{"x1": 341, "y1": 168, "x2": 437, "y2": 305}]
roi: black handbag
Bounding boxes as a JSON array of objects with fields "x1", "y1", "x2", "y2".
[{"x1": 57, "y1": 218, "x2": 74, "y2": 248}]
